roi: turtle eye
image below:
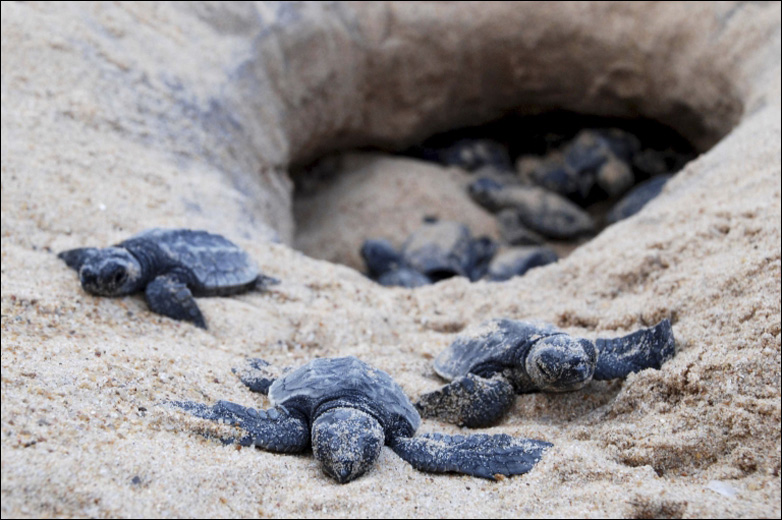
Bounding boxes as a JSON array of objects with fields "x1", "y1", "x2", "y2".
[
  {"x1": 111, "y1": 269, "x2": 127, "y2": 286},
  {"x1": 535, "y1": 357, "x2": 553, "y2": 379}
]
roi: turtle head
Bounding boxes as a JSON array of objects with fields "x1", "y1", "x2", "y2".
[
  {"x1": 78, "y1": 247, "x2": 144, "y2": 296},
  {"x1": 360, "y1": 239, "x2": 401, "y2": 278},
  {"x1": 526, "y1": 335, "x2": 598, "y2": 392},
  {"x1": 311, "y1": 407, "x2": 385, "y2": 484},
  {"x1": 467, "y1": 177, "x2": 504, "y2": 209}
]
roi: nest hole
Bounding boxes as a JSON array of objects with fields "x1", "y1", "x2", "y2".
[
  {"x1": 223, "y1": 3, "x2": 749, "y2": 287},
  {"x1": 290, "y1": 111, "x2": 699, "y2": 286}
]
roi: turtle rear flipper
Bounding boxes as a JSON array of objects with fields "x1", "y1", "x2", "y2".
[
  {"x1": 593, "y1": 319, "x2": 675, "y2": 380},
  {"x1": 169, "y1": 400, "x2": 309, "y2": 453},
  {"x1": 58, "y1": 247, "x2": 101, "y2": 271},
  {"x1": 391, "y1": 433, "x2": 552, "y2": 479},
  {"x1": 415, "y1": 374, "x2": 515, "y2": 428},
  {"x1": 253, "y1": 273, "x2": 281, "y2": 291},
  {"x1": 145, "y1": 274, "x2": 206, "y2": 329}
]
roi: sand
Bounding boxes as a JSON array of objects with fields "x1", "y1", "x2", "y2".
[
  {"x1": 293, "y1": 153, "x2": 500, "y2": 271},
  {"x1": 1, "y1": 2, "x2": 780, "y2": 518}
]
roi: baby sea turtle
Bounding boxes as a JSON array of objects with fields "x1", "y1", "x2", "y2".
[
  {"x1": 359, "y1": 239, "x2": 430, "y2": 288},
  {"x1": 564, "y1": 130, "x2": 635, "y2": 198},
  {"x1": 400, "y1": 221, "x2": 479, "y2": 281},
  {"x1": 360, "y1": 222, "x2": 497, "y2": 287},
  {"x1": 58, "y1": 228, "x2": 278, "y2": 329},
  {"x1": 468, "y1": 178, "x2": 595, "y2": 240},
  {"x1": 416, "y1": 319, "x2": 675, "y2": 427},
  {"x1": 517, "y1": 129, "x2": 637, "y2": 201},
  {"x1": 170, "y1": 356, "x2": 552, "y2": 483}
]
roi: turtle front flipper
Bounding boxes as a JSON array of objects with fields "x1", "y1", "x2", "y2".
[
  {"x1": 232, "y1": 358, "x2": 284, "y2": 395},
  {"x1": 145, "y1": 274, "x2": 206, "y2": 329},
  {"x1": 390, "y1": 433, "x2": 552, "y2": 479},
  {"x1": 466, "y1": 236, "x2": 498, "y2": 281},
  {"x1": 58, "y1": 247, "x2": 101, "y2": 271},
  {"x1": 360, "y1": 238, "x2": 403, "y2": 279},
  {"x1": 593, "y1": 319, "x2": 675, "y2": 380},
  {"x1": 169, "y1": 400, "x2": 309, "y2": 453},
  {"x1": 415, "y1": 374, "x2": 515, "y2": 428}
]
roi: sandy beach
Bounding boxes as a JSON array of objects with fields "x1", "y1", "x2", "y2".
[{"x1": 2, "y1": 2, "x2": 780, "y2": 517}]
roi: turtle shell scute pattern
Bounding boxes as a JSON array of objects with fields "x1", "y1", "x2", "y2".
[
  {"x1": 269, "y1": 357, "x2": 421, "y2": 432},
  {"x1": 125, "y1": 229, "x2": 259, "y2": 291},
  {"x1": 434, "y1": 319, "x2": 561, "y2": 380}
]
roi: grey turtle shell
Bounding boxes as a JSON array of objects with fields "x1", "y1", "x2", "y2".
[
  {"x1": 269, "y1": 357, "x2": 421, "y2": 433},
  {"x1": 120, "y1": 229, "x2": 259, "y2": 294},
  {"x1": 434, "y1": 319, "x2": 561, "y2": 381}
]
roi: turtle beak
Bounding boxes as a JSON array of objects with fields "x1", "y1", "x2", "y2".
[
  {"x1": 80, "y1": 265, "x2": 98, "y2": 287},
  {"x1": 550, "y1": 355, "x2": 593, "y2": 387},
  {"x1": 527, "y1": 337, "x2": 597, "y2": 392},
  {"x1": 333, "y1": 464, "x2": 358, "y2": 484}
]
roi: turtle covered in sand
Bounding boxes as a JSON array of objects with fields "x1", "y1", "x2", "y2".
[
  {"x1": 416, "y1": 319, "x2": 675, "y2": 427},
  {"x1": 170, "y1": 356, "x2": 552, "y2": 483},
  {"x1": 360, "y1": 221, "x2": 497, "y2": 287},
  {"x1": 467, "y1": 178, "x2": 595, "y2": 240}
]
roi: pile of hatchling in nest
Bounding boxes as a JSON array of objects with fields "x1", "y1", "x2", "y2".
[{"x1": 362, "y1": 128, "x2": 691, "y2": 287}]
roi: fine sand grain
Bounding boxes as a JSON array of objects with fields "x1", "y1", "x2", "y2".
[{"x1": 2, "y1": 2, "x2": 780, "y2": 517}]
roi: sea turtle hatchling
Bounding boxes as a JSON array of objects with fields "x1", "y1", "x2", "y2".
[
  {"x1": 416, "y1": 319, "x2": 675, "y2": 427},
  {"x1": 360, "y1": 222, "x2": 497, "y2": 287},
  {"x1": 360, "y1": 238, "x2": 432, "y2": 288},
  {"x1": 400, "y1": 220, "x2": 496, "y2": 282},
  {"x1": 468, "y1": 178, "x2": 595, "y2": 240},
  {"x1": 516, "y1": 129, "x2": 638, "y2": 202},
  {"x1": 58, "y1": 228, "x2": 278, "y2": 329},
  {"x1": 169, "y1": 356, "x2": 552, "y2": 483}
]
